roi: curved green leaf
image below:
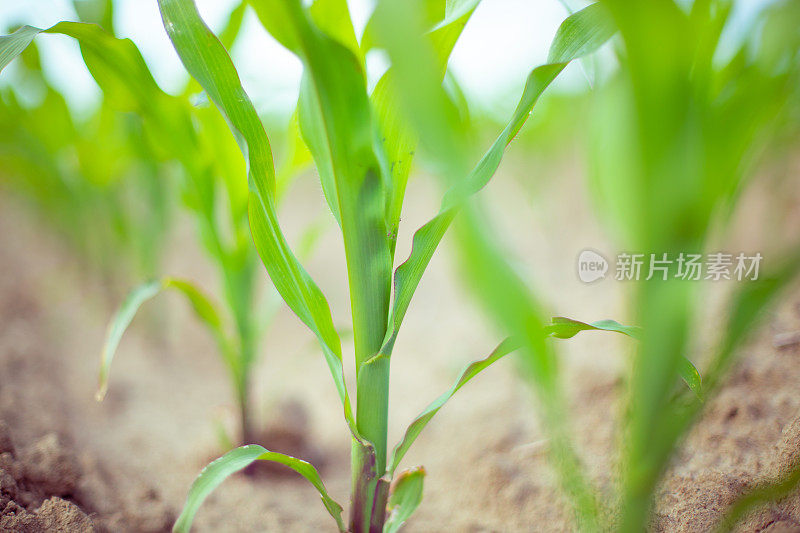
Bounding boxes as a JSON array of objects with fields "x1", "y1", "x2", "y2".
[
  {"x1": 97, "y1": 278, "x2": 231, "y2": 401},
  {"x1": 276, "y1": 111, "x2": 312, "y2": 199},
  {"x1": 384, "y1": 466, "x2": 426, "y2": 533},
  {"x1": 218, "y1": 1, "x2": 247, "y2": 50},
  {"x1": 378, "y1": 2, "x2": 616, "y2": 361},
  {"x1": 173, "y1": 444, "x2": 345, "y2": 533},
  {"x1": 544, "y1": 316, "x2": 703, "y2": 399},
  {"x1": 545, "y1": 316, "x2": 642, "y2": 339},
  {"x1": 387, "y1": 337, "x2": 520, "y2": 475},
  {"x1": 0, "y1": 26, "x2": 42, "y2": 71},
  {"x1": 1, "y1": 23, "x2": 161, "y2": 108},
  {"x1": 97, "y1": 280, "x2": 160, "y2": 401},
  {"x1": 247, "y1": 0, "x2": 391, "y2": 363},
  {"x1": 73, "y1": 0, "x2": 115, "y2": 32},
  {"x1": 156, "y1": 0, "x2": 360, "y2": 439}
]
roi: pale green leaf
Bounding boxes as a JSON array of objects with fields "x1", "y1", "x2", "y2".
[
  {"x1": 544, "y1": 316, "x2": 703, "y2": 399},
  {"x1": 97, "y1": 277, "x2": 231, "y2": 401},
  {"x1": 173, "y1": 444, "x2": 345, "y2": 533},
  {"x1": 309, "y1": 0, "x2": 362, "y2": 64},
  {"x1": 0, "y1": 26, "x2": 40, "y2": 72},
  {"x1": 248, "y1": 0, "x2": 392, "y2": 468},
  {"x1": 369, "y1": 0, "x2": 479, "y2": 254}
]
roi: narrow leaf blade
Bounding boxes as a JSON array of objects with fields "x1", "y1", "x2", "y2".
[
  {"x1": 0, "y1": 25, "x2": 42, "y2": 72},
  {"x1": 97, "y1": 280, "x2": 161, "y2": 400},
  {"x1": 545, "y1": 316, "x2": 703, "y2": 399},
  {"x1": 173, "y1": 444, "x2": 346, "y2": 533},
  {"x1": 387, "y1": 337, "x2": 520, "y2": 474},
  {"x1": 97, "y1": 278, "x2": 231, "y2": 401}
]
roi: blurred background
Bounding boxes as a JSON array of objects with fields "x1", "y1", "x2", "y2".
[{"x1": 1, "y1": 1, "x2": 799, "y2": 531}]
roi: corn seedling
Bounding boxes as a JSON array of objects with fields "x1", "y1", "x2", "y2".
[
  {"x1": 92, "y1": 4, "x2": 323, "y2": 447},
  {"x1": 145, "y1": 2, "x2": 654, "y2": 532}
]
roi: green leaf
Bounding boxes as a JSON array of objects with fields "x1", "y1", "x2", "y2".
[
  {"x1": 545, "y1": 317, "x2": 642, "y2": 339},
  {"x1": 275, "y1": 111, "x2": 313, "y2": 199},
  {"x1": 0, "y1": 21, "x2": 199, "y2": 172},
  {"x1": 73, "y1": 0, "x2": 115, "y2": 33},
  {"x1": 387, "y1": 337, "x2": 520, "y2": 475},
  {"x1": 369, "y1": 0, "x2": 481, "y2": 247},
  {"x1": 248, "y1": 0, "x2": 390, "y2": 365},
  {"x1": 156, "y1": 0, "x2": 361, "y2": 440},
  {"x1": 97, "y1": 280, "x2": 160, "y2": 401},
  {"x1": 97, "y1": 278, "x2": 231, "y2": 401},
  {"x1": 308, "y1": 0, "x2": 362, "y2": 64},
  {"x1": 163, "y1": 277, "x2": 231, "y2": 346},
  {"x1": 378, "y1": 2, "x2": 616, "y2": 361},
  {"x1": 218, "y1": 1, "x2": 247, "y2": 50},
  {"x1": 544, "y1": 316, "x2": 703, "y2": 399},
  {"x1": 173, "y1": 444, "x2": 345, "y2": 533},
  {"x1": 384, "y1": 466, "x2": 426, "y2": 533}
]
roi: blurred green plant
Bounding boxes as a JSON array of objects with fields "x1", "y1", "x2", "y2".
[
  {"x1": 413, "y1": 0, "x2": 800, "y2": 530},
  {"x1": 0, "y1": 0, "x2": 316, "y2": 449},
  {"x1": 0, "y1": 0, "x2": 172, "y2": 286},
  {"x1": 589, "y1": 1, "x2": 800, "y2": 529}
]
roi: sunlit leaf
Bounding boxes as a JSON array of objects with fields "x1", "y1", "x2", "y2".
[{"x1": 544, "y1": 316, "x2": 703, "y2": 399}]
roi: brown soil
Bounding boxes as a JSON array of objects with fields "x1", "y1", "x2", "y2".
[{"x1": 1, "y1": 161, "x2": 800, "y2": 532}]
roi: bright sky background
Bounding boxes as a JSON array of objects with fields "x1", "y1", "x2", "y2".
[{"x1": 0, "y1": 0, "x2": 777, "y2": 120}]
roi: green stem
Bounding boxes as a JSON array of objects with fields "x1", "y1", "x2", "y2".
[
  {"x1": 220, "y1": 249, "x2": 258, "y2": 447},
  {"x1": 238, "y1": 372, "x2": 253, "y2": 444},
  {"x1": 340, "y1": 170, "x2": 392, "y2": 530}
]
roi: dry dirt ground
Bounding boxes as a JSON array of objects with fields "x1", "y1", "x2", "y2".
[{"x1": 1, "y1": 160, "x2": 800, "y2": 532}]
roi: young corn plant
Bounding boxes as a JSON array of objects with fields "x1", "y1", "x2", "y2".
[
  {"x1": 411, "y1": 0, "x2": 800, "y2": 530},
  {"x1": 144, "y1": 1, "x2": 690, "y2": 532},
  {"x1": 0, "y1": 1, "x2": 313, "y2": 447},
  {"x1": 92, "y1": 5, "x2": 323, "y2": 447}
]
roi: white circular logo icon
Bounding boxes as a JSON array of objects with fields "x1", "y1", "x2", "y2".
[{"x1": 577, "y1": 249, "x2": 608, "y2": 283}]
